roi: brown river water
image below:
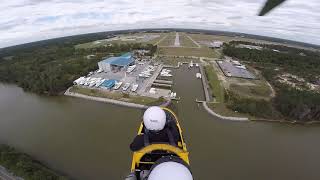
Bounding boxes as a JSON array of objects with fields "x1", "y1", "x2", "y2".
[{"x1": 0, "y1": 65, "x2": 320, "y2": 180}]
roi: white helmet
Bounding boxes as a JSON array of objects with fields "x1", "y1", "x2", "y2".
[
  {"x1": 148, "y1": 162, "x2": 193, "y2": 180},
  {"x1": 143, "y1": 106, "x2": 166, "y2": 131}
]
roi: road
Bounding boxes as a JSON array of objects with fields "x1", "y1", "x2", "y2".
[{"x1": 0, "y1": 166, "x2": 19, "y2": 180}]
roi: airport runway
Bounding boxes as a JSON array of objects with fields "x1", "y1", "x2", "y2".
[{"x1": 174, "y1": 32, "x2": 180, "y2": 47}]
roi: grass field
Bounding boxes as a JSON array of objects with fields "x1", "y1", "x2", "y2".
[
  {"x1": 188, "y1": 33, "x2": 287, "y2": 47},
  {"x1": 204, "y1": 65, "x2": 252, "y2": 118},
  {"x1": 208, "y1": 103, "x2": 253, "y2": 118},
  {"x1": 156, "y1": 33, "x2": 176, "y2": 46},
  {"x1": 179, "y1": 33, "x2": 199, "y2": 48},
  {"x1": 229, "y1": 83, "x2": 272, "y2": 99},
  {"x1": 75, "y1": 33, "x2": 166, "y2": 49},
  {"x1": 204, "y1": 65, "x2": 225, "y2": 103},
  {"x1": 70, "y1": 86, "x2": 164, "y2": 105},
  {"x1": 157, "y1": 47, "x2": 218, "y2": 58}
]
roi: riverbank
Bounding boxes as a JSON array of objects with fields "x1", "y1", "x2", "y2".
[
  {"x1": 0, "y1": 145, "x2": 67, "y2": 180},
  {"x1": 65, "y1": 86, "x2": 170, "y2": 109}
]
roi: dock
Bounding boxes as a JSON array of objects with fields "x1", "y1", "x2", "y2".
[
  {"x1": 199, "y1": 65, "x2": 211, "y2": 101},
  {"x1": 152, "y1": 83, "x2": 172, "y2": 88},
  {"x1": 154, "y1": 79, "x2": 173, "y2": 85}
]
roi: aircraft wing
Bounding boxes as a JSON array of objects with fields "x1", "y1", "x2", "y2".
[{"x1": 259, "y1": 0, "x2": 287, "y2": 16}]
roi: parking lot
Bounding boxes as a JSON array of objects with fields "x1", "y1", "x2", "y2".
[
  {"x1": 217, "y1": 61, "x2": 256, "y2": 79},
  {"x1": 88, "y1": 61, "x2": 163, "y2": 95}
]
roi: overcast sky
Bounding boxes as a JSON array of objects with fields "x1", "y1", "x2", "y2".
[{"x1": 0, "y1": 0, "x2": 319, "y2": 48}]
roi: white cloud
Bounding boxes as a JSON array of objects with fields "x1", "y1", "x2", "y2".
[{"x1": 0, "y1": 0, "x2": 319, "y2": 48}]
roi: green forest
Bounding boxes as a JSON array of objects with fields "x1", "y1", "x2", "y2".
[
  {"x1": 0, "y1": 145, "x2": 67, "y2": 180},
  {"x1": 0, "y1": 36, "x2": 156, "y2": 95},
  {"x1": 223, "y1": 42, "x2": 320, "y2": 122}
]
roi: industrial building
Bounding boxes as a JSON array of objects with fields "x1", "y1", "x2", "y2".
[
  {"x1": 209, "y1": 41, "x2": 223, "y2": 48},
  {"x1": 98, "y1": 52, "x2": 134, "y2": 72}
]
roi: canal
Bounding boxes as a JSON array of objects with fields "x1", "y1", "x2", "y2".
[{"x1": 1, "y1": 65, "x2": 320, "y2": 180}]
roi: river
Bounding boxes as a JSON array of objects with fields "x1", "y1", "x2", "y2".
[{"x1": 1, "y1": 65, "x2": 320, "y2": 180}]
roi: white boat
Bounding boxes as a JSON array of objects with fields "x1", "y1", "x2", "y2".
[
  {"x1": 162, "y1": 69, "x2": 172, "y2": 73},
  {"x1": 149, "y1": 88, "x2": 156, "y2": 94},
  {"x1": 126, "y1": 65, "x2": 136, "y2": 73},
  {"x1": 170, "y1": 92, "x2": 177, "y2": 98},
  {"x1": 95, "y1": 79, "x2": 105, "y2": 87},
  {"x1": 147, "y1": 66, "x2": 155, "y2": 71},
  {"x1": 139, "y1": 74, "x2": 150, "y2": 78},
  {"x1": 142, "y1": 71, "x2": 152, "y2": 75},
  {"x1": 189, "y1": 61, "x2": 193, "y2": 68},
  {"x1": 160, "y1": 73, "x2": 173, "y2": 77},
  {"x1": 122, "y1": 83, "x2": 131, "y2": 91},
  {"x1": 195, "y1": 63, "x2": 199, "y2": 67},
  {"x1": 131, "y1": 84, "x2": 139, "y2": 92},
  {"x1": 114, "y1": 81, "x2": 123, "y2": 90},
  {"x1": 84, "y1": 81, "x2": 90, "y2": 86},
  {"x1": 196, "y1": 73, "x2": 202, "y2": 79},
  {"x1": 89, "y1": 81, "x2": 96, "y2": 87}
]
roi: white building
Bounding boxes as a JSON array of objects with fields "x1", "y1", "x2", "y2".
[{"x1": 209, "y1": 41, "x2": 223, "y2": 48}]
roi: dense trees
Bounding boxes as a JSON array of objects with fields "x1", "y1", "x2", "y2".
[
  {"x1": 224, "y1": 41, "x2": 320, "y2": 82},
  {"x1": 223, "y1": 42, "x2": 320, "y2": 121},
  {"x1": 0, "y1": 37, "x2": 157, "y2": 95},
  {"x1": 0, "y1": 145, "x2": 67, "y2": 180}
]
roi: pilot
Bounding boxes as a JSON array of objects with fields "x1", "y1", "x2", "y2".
[{"x1": 130, "y1": 106, "x2": 179, "y2": 151}]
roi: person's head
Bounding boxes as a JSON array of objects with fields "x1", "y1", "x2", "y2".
[{"x1": 143, "y1": 106, "x2": 166, "y2": 132}]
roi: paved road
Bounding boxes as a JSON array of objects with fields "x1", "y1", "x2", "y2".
[
  {"x1": 0, "y1": 166, "x2": 19, "y2": 180},
  {"x1": 174, "y1": 32, "x2": 180, "y2": 47}
]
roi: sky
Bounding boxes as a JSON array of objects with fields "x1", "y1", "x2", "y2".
[{"x1": 0, "y1": 0, "x2": 319, "y2": 48}]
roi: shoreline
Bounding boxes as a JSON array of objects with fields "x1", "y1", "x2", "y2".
[
  {"x1": 198, "y1": 64, "x2": 249, "y2": 121},
  {"x1": 64, "y1": 87, "x2": 170, "y2": 109}
]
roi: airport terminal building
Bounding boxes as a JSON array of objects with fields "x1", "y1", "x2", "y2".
[{"x1": 98, "y1": 52, "x2": 134, "y2": 72}]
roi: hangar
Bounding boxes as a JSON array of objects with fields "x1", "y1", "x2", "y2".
[{"x1": 98, "y1": 52, "x2": 134, "y2": 72}]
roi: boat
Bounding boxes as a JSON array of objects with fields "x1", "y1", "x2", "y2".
[
  {"x1": 89, "y1": 81, "x2": 96, "y2": 87},
  {"x1": 127, "y1": 65, "x2": 137, "y2": 73},
  {"x1": 131, "y1": 84, "x2": 139, "y2": 92},
  {"x1": 149, "y1": 88, "x2": 156, "y2": 94},
  {"x1": 162, "y1": 69, "x2": 172, "y2": 73},
  {"x1": 126, "y1": 107, "x2": 191, "y2": 180},
  {"x1": 122, "y1": 83, "x2": 131, "y2": 91},
  {"x1": 189, "y1": 61, "x2": 193, "y2": 68},
  {"x1": 95, "y1": 79, "x2": 105, "y2": 87},
  {"x1": 196, "y1": 73, "x2": 202, "y2": 79},
  {"x1": 195, "y1": 63, "x2": 199, "y2": 67},
  {"x1": 160, "y1": 73, "x2": 173, "y2": 77},
  {"x1": 139, "y1": 74, "x2": 150, "y2": 78},
  {"x1": 114, "y1": 81, "x2": 123, "y2": 90}
]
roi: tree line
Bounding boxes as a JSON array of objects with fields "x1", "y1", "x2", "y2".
[
  {"x1": 223, "y1": 42, "x2": 320, "y2": 122},
  {"x1": 0, "y1": 144, "x2": 67, "y2": 180}
]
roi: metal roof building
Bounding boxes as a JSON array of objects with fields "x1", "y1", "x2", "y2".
[{"x1": 98, "y1": 52, "x2": 134, "y2": 72}]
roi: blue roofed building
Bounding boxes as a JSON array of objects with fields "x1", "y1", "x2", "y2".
[{"x1": 98, "y1": 52, "x2": 134, "y2": 72}]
